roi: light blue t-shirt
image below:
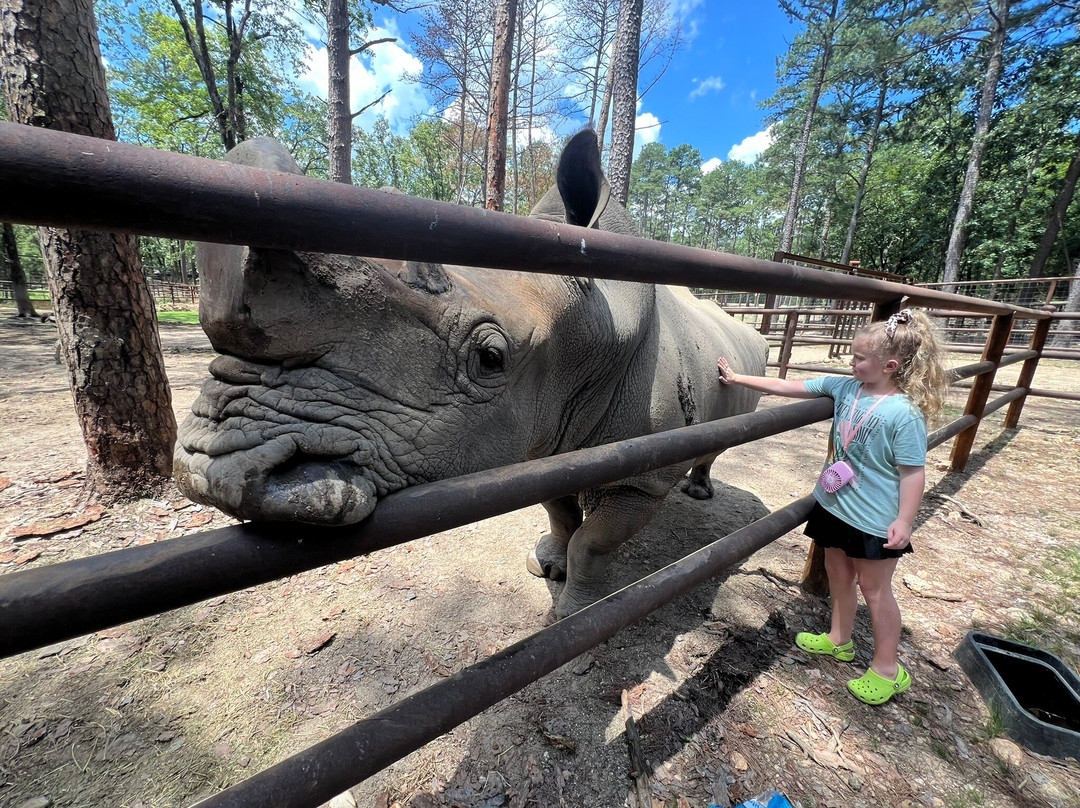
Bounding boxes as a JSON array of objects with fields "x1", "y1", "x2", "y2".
[{"x1": 803, "y1": 376, "x2": 927, "y2": 537}]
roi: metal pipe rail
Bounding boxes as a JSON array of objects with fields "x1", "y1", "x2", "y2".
[
  {"x1": 191, "y1": 410, "x2": 981, "y2": 808},
  {"x1": 193, "y1": 497, "x2": 817, "y2": 808},
  {"x1": 0, "y1": 398, "x2": 833, "y2": 659},
  {"x1": 0, "y1": 122, "x2": 1049, "y2": 319}
]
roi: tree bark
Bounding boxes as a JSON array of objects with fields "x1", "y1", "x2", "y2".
[
  {"x1": 327, "y1": 0, "x2": 352, "y2": 184},
  {"x1": 0, "y1": 0, "x2": 177, "y2": 496},
  {"x1": 941, "y1": 0, "x2": 1011, "y2": 293},
  {"x1": 485, "y1": 0, "x2": 517, "y2": 211},
  {"x1": 2, "y1": 221, "x2": 37, "y2": 317},
  {"x1": 607, "y1": 0, "x2": 643, "y2": 206}
]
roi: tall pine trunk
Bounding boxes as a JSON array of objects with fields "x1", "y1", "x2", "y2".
[
  {"x1": 485, "y1": 0, "x2": 517, "y2": 211},
  {"x1": 779, "y1": 0, "x2": 838, "y2": 255},
  {"x1": 942, "y1": 0, "x2": 1010, "y2": 293},
  {"x1": 327, "y1": 0, "x2": 352, "y2": 184},
  {"x1": 1026, "y1": 132, "x2": 1080, "y2": 281},
  {"x1": 0, "y1": 0, "x2": 177, "y2": 496},
  {"x1": 841, "y1": 81, "x2": 887, "y2": 266},
  {"x1": 607, "y1": 0, "x2": 642, "y2": 206}
]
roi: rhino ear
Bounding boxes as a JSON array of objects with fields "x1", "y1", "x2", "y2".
[{"x1": 556, "y1": 129, "x2": 611, "y2": 229}]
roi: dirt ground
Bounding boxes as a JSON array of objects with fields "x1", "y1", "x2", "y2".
[{"x1": 1, "y1": 313, "x2": 1079, "y2": 808}]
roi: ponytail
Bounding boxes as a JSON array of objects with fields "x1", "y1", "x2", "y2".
[{"x1": 860, "y1": 309, "x2": 949, "y2": 423}]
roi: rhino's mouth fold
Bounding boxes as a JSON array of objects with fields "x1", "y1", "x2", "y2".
[
  {"x1": 175, "y1": 377, "x2": 390, "y2": 526},
  {"x1": 244, "y1": 441, "x2": 379, "y2": 525}
]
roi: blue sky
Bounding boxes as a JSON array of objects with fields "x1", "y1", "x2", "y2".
[{"x1": 300, "y1": 1, "x2": 799, "y2": 172}]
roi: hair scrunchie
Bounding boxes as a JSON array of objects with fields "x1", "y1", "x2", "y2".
[{"x1": 885, "y1": 308, "x2": 913, "y2": 340}]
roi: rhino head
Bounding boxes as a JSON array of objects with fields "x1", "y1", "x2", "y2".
[{"x1": 174, "y1": 131, "x2": 650, "y2": 525}]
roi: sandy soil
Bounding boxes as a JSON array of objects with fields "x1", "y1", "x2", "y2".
[{"x1": 1, "y1": 313, "x2": 1079, "y2": 808}]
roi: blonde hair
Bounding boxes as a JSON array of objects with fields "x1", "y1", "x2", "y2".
[{"x1": 858, "y1": 309, "x2": 949, "y2": 423}]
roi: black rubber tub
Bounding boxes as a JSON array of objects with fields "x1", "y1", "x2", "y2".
[{"x1": 955, "y1": 631, "x2": 1080, "y2": 760}]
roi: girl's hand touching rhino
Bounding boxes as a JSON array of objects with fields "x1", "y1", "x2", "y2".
[{"x1": 717, "y1": 356, "x2": 737, "y2": 385}]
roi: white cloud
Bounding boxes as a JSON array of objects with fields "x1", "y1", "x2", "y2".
[
  {"x1": 688, "y1": 76, "x2": 725, "y2": 101},
  {"x1": 701, "y1": 157, "x2": 722, "y2": 174},
  {"x1": 635, "y1": 111, "x2": 661, "y2": 155},
  {"x1": 728, "y1": 126, "x2": 774, "y2": 163},
  {"x1": 299, "y1": 20, "x2": 429, "y2": 136}
]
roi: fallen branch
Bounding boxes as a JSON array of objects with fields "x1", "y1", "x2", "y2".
[{"x1": 928, "y1": 493, "x2": 986, "y2": 526}]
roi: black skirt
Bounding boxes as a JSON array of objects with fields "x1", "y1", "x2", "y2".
[{"x1": 804, "y1": 502, "x2": 913, "y2": 561}]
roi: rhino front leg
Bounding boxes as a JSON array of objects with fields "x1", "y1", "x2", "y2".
[
  {"x1": 679, "y1": 456, "x2": 718, "y2": 500},
  {"x1": 527, "y1": 495, "x2": 583, "y2": 581},
  {"x1": 556, "y1": 487, "x2": 666, "y2": 618}
]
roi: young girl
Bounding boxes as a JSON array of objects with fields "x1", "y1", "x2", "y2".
[{"x1": 717, "y1": 308, "x2": 948, "y2": 705}]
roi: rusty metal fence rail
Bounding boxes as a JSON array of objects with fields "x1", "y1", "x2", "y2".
[{"x1": 0, "y1": 122, "x2": 1062, "y2": 807}]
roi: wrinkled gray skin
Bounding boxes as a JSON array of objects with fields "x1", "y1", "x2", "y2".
[{"x1": 175, "y1": 130, "x2": 768, "y2": 617}]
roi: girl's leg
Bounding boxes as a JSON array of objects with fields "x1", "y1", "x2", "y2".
[
  {"x1": 853, "y1": 556, "x2": 902, "y2": 679},
  {"x1": 824, "y1": 547, "x2": 857, "y2": 646}
]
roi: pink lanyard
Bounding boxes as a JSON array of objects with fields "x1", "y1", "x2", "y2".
[{"x1": 839, "y1": 386, "x2": 895, "y2": 451}]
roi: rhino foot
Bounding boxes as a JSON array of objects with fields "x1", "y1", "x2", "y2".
[
  {"x1": 679, "y1": 476, "x2": 714, "y2": 500},
  {"x1": 526, "y1": 534, "x2": 568, "y2": 580},
  {"x1": 554, "y1": 585, "x2": 602, "y2": 619}
]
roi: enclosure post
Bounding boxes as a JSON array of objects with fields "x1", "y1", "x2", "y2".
[
  {"x1": 777, "y1": 311, "x2": 799, "y2": 379},
  {"x1": 1003, "y1": 306, "x2": 1055, "y2": 429},
  {"x1": 761, "y1": 250, "x2": 786, "y2": 335},
  {"x1": 950, "y1": 312, "x2": 1015, "y2": 471}
]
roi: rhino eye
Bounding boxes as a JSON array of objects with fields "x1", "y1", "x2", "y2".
[
  {"x1": 465, "y1": 326, "x2": 509, "y2": 383},
  {"x1": 478, "y1": 346, "x2": 504, "y2": 372}
]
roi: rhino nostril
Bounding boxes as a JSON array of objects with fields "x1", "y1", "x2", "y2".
[
  {"x1": 209, "y1": 354, "x2": 264, "y2": 383},
  {"x1": 281, "y1": 348, "x2": 330, "y2": 370}
]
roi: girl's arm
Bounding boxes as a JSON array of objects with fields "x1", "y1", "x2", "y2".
[
  {"x1": 885, "y1": 464, "x2": 925, "y2": 549},
  {"x1": 717, "y1": 356, "x2": 819, "y2": 398}
]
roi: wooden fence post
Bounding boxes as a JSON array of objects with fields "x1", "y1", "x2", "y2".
[
  {"x1": 950, "y1": 312, "x2": 1015, "y2": 472},
  {"x1": 1004, "y1": 307, "x2": 1054, "y2": 429},
  {"x1": 777, "y1": 311, "x2": 799, "y2": 379}
]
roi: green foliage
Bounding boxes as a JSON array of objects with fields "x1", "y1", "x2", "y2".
[
  {"x1": 59, "y1": 0, "x2": 1080, "y2": 292},
  {"x1": 12, "y1": 225, "x2": 46, "y2": 283}
]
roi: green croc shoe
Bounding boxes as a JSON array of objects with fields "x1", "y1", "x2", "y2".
[
  {"x1": 795, "y1": 632, "x2": 855, "y2": 662},
  {"x1": 847, "y1": 665, "x2": 911, "y2": 705}
]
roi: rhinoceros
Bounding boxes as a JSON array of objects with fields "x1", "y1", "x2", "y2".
[{"x1": 174, "y1": 129, "x2": 768, "y2": 617}]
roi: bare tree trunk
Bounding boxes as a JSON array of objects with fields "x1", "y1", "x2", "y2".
[
  {"x1": 841, "y1": 81, "x2": 887, "y2": 266},
  {"x1": 170, "y1": 0, "x2": 235, "y2": 150},
  {"x1": 485, "y1": 0, "x2": 517, "y2": 211},
  {"x1": 1027, "y1": 132, "x2": 1080, "y2": 280},
  {"x1": 942, "y1": 0, "x2": 1011, "y2": 293},
  {"x1": 779, "y1": 0, "x2": 838, "y2": 254},
  {"x1": 607, "y1": 0, "x2": 642, "y2": 206},
  {"x1": 990, "y1": 142, "x2": 1044, "y2": 286},
  {"x1": 595, "y1": 54, "x2": 614, "y2": 159},
  {"x1": 327, "y1": 0, "x2": 352, "y2": 184},
  {"x1": 2, "y1": 221, "x2": 37, "y2": 317},
  {"x1": 0, "y1": 0, "x2": 177, "y2": 496}
]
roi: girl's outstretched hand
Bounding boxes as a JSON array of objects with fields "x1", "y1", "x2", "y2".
[{"x1": 717, "y1": 356, "x2": 736, "y2": 385}]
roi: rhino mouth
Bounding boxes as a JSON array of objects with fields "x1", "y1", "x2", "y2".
[
  {"x1": 174, "y1": 371, "x2": 399, "y2": 525},
  {"x1": 175, "y1": 426, "x2": 383, "y2": 525}
]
